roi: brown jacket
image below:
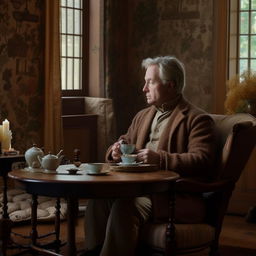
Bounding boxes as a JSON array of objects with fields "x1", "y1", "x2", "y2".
[{"x1": 106, "y1": 97, "x2": 216, "y2": 179}]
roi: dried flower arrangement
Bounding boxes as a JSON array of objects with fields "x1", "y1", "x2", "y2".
[{"x1": 225, "y1": 70, "x2": 256, "y2": 114}]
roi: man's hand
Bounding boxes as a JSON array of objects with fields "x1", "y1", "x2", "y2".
[
  {"x1": 137, "y1": 149, "x2": 160, "y2": 164},
  {"x1": 111, "y1": 141, "x2": 122, "y2": 162}
]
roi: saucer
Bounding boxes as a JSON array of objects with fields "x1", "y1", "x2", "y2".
[
  {"x1": 117, "y1": 162, "x2": 141, "y2": 167},
  {"x1": 86, "y1": 170, "x2": 109, "y2": 176}
]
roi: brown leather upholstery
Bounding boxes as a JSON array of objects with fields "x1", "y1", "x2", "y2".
[{"x1": 139, "y1": 113, "x2": 256, "y2": 256}]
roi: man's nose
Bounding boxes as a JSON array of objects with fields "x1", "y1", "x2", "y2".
[{"x1": 143, "y1": 84, "x2": 148, "y2": 92}]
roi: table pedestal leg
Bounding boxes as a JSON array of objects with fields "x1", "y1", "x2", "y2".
[{"x1": 67, "y1": 197, "x2": 77, "y2": 256}]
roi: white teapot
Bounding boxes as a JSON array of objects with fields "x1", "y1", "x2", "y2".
[
  {"x1": 38, "y1": 150, "x2": 64, "y2": 172},
  {"x1": 25, "y1": 144, "x2": 44, "y2": 169}
]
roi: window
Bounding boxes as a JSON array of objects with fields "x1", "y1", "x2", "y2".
[
  {"x1": 60, "y1": 0, "x2": 89, "y2": 96},
  {"x1": 229, "y1": 0, "x2": 256, "y2": 77}
]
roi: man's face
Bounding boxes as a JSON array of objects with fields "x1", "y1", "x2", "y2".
[{"x1": 143, "y1": 65, "x2": 174, "y2": 106}]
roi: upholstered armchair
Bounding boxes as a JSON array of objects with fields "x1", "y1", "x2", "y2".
[{"x1": 140, "y1": 113, "x2": 256, "y2": 256}]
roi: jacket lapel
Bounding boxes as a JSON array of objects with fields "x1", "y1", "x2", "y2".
[
  {"x1": 136, "y1": 106, "x2": 156, "y2": 149},
  {"x1": 157, "y1": 98, "x2": 189, "y2": 150}
]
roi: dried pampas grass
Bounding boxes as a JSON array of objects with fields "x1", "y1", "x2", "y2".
[{"x1": 225, "y1": 70, "x2": 256, "y2": 114}]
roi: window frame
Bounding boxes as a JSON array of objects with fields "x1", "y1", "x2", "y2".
[
  {"x1": 60, "y1": 0, "x2": 90, "y2": 97},
  {"x1": 229, "y1": 0, "x2": 256, "y2": 78}
]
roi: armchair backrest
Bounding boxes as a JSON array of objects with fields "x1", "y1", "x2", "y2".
[
  {"x1": 211, "y1": 113, "x2": 256, "y2": 182},
  {"x1": 207, "y1": 114, "x2": 256, "y2": 251}
]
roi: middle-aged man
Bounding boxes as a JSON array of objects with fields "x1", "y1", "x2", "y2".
[{"x1": 84, "y1": 56, "x2": 216, "y2": 256}]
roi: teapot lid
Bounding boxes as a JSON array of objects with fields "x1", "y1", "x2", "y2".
[
  {"x1": 43, "y1": 152, "x2": 58, "y2": 159},
  {"x1": 26, "y1": 144, "x2": 43, "y2": 152}
]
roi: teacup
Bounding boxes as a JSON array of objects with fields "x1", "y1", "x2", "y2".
[
  {"x1": 85, "y1": 163, "x2": 104, "y2": 173},
  {"x1": 120, "y1": 144, "x2": 135, "y2": 154},
  {"x1": 121, "y1": 154, "x2": 137, "y2": 164}
]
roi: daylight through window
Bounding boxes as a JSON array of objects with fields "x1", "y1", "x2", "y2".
[
  {"x1": 229, "y1": 0, "x2": 256, "y2": 77},
  {"x1": 60, "y1": 0, "x2": 88, "y2": 95}
]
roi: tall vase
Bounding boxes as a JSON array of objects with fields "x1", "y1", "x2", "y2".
[{"x1": 245, "y1": 99, "x2": 256, "y2": 116}]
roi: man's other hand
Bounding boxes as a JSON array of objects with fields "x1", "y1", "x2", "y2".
[
  {"x1": 137, "y1": 149, "x2": 160, "y2": 164},
  {"x1": 111, "y1": 141, "x2": 122, "y2": 162}
]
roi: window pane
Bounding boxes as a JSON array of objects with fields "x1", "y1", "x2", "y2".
[
  {"x1": 61, "y1": 58, "x2": 66, "y2": 89},
  {"x1": 61, "y1": 7, "x2": 66, "y2": 33},
  {"x1": 67, "y1": 8, "x2": 74, "y2": 34},
  {"x1": 252, "y1": 0, "x2": 256, "y2": 9},
  {"x1": 251, "y1": 36, "x2": 256, "y2": 57},
  {"x1": 240, "y1": 12, "x2": 249, "y2": 34},
  {"x1": 240, "y1": 0, "x2": 250, "y2": 10},
  {"x1": 239, "y1": 59, "x2": 248, "y2": 74},
  {"x1": 74, "y1": 0, "x2": 81, "y2": 8},
  {"x1": 61, "y1": 0, "x2": 66, "y2": 6},
  {"x1": 67, "y1": 58, "x2": 73, "y2": 89},
  {"x1": 74, "y1": 9, "x2": 81, "y2": 34},
  {"x1": 250, "y1": 59, "x2": 256, "y2": 70},
  {"x1": 240, "y1": 35, "x2": 249, "y2": 57},
  {"x1": 252, "y1": 12, "x2": 256, "y2": 33},
  {"x1": 74, "y1": 36, "x2": 81, "y2": 57},
  {"x1": 61, "y1": 35, "x2": 67, "y2": 56},
  {"x1": 74, "y1": 59, "x2": 81, "y2": 90},
  {"x1": 66, "y1": 0, "x2": 73, "y2": 8},
  {"x1": 67, "y1": 35, "x2": 74, "y2": 57}
]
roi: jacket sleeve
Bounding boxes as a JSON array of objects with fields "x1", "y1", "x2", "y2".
[{"x1": 157, "y1": 114, "x2": 216, "y2": 178}]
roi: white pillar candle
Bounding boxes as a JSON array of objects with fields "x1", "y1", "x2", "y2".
[
  {"x1": 2, "y1": 120, "x2": 11, "y2": 151},
  {"x1": 2, "y1": 131, "x2": 12, "y2": 151},
  {"x1": 2, "y1": 119, "x2": 9, "y2": 135}
]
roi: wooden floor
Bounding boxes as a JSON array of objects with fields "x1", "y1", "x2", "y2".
[
  {"x1": 5, "y1": 214, "x2": 256, "y2": 255},
  {"x1": 220, "y1": 214, "x2": 256, "y2": 250}
]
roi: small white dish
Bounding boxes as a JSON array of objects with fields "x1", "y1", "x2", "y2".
[{"x1": 86, "y1": 170, "x2": 109, "y2": 176}]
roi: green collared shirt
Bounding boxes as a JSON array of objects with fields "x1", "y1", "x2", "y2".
[{"x1": 145, "y1": 95, "x2": 181, "y2": 151}]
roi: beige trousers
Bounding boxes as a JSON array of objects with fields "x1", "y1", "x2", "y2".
[{"x1": 84, "y1": 197, "x2": 152, "y2": 256}]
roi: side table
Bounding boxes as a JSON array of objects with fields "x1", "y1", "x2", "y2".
[{"x1": 0, "y1": 154, "x2": 25, "y2": 256}]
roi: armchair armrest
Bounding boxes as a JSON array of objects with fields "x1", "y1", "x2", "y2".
[{"x1": 175, "y1": 178, "x2": 234, "y2": 193}]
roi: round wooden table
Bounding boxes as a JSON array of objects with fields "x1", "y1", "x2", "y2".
[{"x1": 8, "y1": 165, "x2": 179, "y2": 256}]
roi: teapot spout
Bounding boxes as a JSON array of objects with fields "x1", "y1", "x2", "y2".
[
  {"x1": 58, "y1": 155, "x2": 64, "y2": 165},
  {"x1": 57, "y1": 149, "x2": 64, "y2": 157}
]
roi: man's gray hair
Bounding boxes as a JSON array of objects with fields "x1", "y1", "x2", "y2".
[{"x1": 141, "y1": 56, "x2": 185, "y2": 93}]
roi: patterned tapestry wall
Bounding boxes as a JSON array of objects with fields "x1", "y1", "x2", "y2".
[
  {"x1": 0, "y1": 0, "x2": 44, "y2": 152},
  {"x1": 105, "y1": 0, "x2": 214, "y2": 136}
]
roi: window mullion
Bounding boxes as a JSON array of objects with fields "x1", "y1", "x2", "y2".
[
  {"x1": 72, "y1": 4, "x2": 75, "y2": 90},
  {"x1": 236, "y1": 0, "x2": 240, "y2": 74},
  {"x1": 248, "y1": 1, "x2": 252, "y2": 70}
]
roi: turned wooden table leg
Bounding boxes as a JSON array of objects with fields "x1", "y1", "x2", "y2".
[
  {"x1": 54, "y1": 197, "x2": 61, "y2": 252},
  {"x1": 166, "y1": 185, "x2": 176, "y2": 256},
  {"x1": 31, "y1": 194, "x2": 38, "y2": 246},
  {"x1": 67, "y1": 196, "x2": 77, "y2": 256}
]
